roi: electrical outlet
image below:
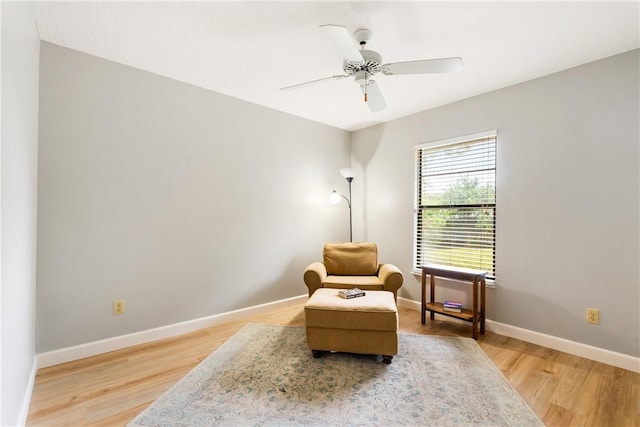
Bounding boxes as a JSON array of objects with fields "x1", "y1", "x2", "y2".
[
  {"x1": 113, "y1": 300, "x2": 125, "y2": 315},
  {"x1": 586, "y1": 308, "x2": 599, "y2": 324}
]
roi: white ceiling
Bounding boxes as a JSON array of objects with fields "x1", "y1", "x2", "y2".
[{"x1": 34, "y1": 1, "x2": 639, "y2": 131}]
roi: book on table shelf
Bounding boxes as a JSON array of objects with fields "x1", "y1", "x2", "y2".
[
  {"x1": 443, "y1": 301, "x2": 463, "y2": 313},
  {"x1": 338, "y1": 288, "x2": 366, "y2": 299}
]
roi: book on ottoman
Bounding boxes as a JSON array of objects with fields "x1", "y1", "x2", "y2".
[{"x1": 338, "y1": 288, "x2": 366, "y2": 299}]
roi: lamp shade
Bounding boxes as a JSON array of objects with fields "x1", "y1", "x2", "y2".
[
  {"x1": 329, "y1": 190, "x2": 341, "y2": 204},
  {"x1": 339, "y1": 168, "x2": 355, "y2": 179}
]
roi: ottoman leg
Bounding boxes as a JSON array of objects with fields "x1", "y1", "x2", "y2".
[
  {"x1": 311, "y1": 350, "x2": 324, "y2": 358},
  {"x1": 382, "y1": 355, "x2": 393, "y2": 364}
]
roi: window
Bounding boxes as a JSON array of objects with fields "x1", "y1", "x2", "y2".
[{"x1": 414, "y1": 130, "x2": 496, "y2": 279}]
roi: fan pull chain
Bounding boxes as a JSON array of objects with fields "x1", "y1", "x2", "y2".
[{"x1": 364, "y1": 72, "x2": 368, "y2": 103}]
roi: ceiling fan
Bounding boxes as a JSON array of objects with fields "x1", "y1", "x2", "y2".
[{"x1": 280, "y1": 24, "x2": 463, "y2": 112}]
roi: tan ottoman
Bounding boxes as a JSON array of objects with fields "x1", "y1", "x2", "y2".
[{"x1": 304, "y1": 288, "x2": 399, "y2": 364}]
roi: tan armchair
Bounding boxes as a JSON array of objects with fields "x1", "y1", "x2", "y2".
[{"x1": 303, "y1": 242, "x2": 403, "y2": 301}]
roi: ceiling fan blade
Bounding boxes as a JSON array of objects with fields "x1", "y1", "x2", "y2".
[
  {"x1": 280, "y1": 75, "x2": 347, "y2": 91},
  {"x1": 320, "y1": 24, "x2": 363, "y2": 62},
  {"x1": 359, "y1": 80, "x2": 387, "y2": 112},
  {"x1": 382, "y1": 57, "x2": 463, "y2": 75}
]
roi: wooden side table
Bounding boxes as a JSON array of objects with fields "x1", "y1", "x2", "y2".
[{"x1": 421, "y1": 264, "x2": 487, "y2": 340}]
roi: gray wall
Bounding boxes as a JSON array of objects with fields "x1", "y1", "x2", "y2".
[
  {"x1": 34, "y1": 39, "x2": 640, "y2": 360},
  {"x1": 1, "y1": 2, "x2": 40, "y2": 425},
  {"x1": 352, "y1": 49, "x2": 639, "y2": 357},
  {"x1": 37, "y1": 42, "x2": 351, "y2": 353}
]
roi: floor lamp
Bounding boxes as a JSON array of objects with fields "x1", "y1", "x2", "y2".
[{"x1": 330, "y1": 168, "x2": 354, "y2": 242}]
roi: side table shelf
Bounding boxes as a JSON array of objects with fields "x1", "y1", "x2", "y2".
[{"x1": 420, "y1": 264, "x2": 487, "y2": 340}]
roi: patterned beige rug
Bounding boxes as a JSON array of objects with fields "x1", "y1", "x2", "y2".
[{"x1": 128, "y1": 323, "x2": 543, "y2": 426}]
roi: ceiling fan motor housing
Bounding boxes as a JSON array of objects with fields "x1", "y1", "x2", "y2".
[{"x1": 343, "y1": 49, "x2": 382, "y2": 77}]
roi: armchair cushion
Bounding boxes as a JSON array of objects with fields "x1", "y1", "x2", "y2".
[
  {"x1": 323, "y1": 275, "x2": 383, "y2": 288},
  {"x1": 323, "y1": 242, "x2": 378, "y2": 276}
]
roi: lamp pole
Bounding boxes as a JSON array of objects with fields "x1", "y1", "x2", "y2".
[
  {"x1": 331, "y1": 168, "x2": 355, "y2": 242},
  {"x1": 346, "y1": 176, "x2": 353, "y2": 242}
]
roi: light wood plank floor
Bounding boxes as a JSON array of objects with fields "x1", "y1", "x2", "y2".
[{"x1": 27, "y1": 304, "x2": 639, "y2": 426}]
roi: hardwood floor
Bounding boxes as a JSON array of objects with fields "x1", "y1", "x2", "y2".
[{"x1": 27, "y1": 303, "x2": 639, "y2": 426}]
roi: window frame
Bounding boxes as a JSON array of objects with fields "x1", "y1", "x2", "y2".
[{"x1": 413, "y1": 130, "x2": 497, "y2": 280}]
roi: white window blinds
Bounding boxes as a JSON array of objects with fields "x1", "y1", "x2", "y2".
[{"x1": 414, "y1": 131, "x2": 496, "y2": 278}]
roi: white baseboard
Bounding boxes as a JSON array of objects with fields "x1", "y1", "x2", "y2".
[
  {"x1": 37, "y1": 294, "x2": 308, "y2": 369},
  {"x1": 397, "y1": 297, "x2": 422, "y2": 312},
  {"x1": 18, "y1": 358, "x2": 38, "y2": 427},
  {"x1": 37, "y1": 295, "x2": 639, "y2": 373},
  {"x1": 484, "y1": 319, "x2": 640, "y2": 372},
  {"x1": 397, "y1": 297, "x2": 640, "y2": 373}
]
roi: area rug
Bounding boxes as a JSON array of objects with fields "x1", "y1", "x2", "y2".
[{"x1": 128, "y1": 323, "x2": 543, "y2": 426}]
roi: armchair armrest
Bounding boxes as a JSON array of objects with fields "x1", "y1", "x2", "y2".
[
  {"x1": 378, "y1": 263, "x2": 404, "y2": 300},
  {"x1": 304, "y1": 262, "x2": 327, "y2": 297}
]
